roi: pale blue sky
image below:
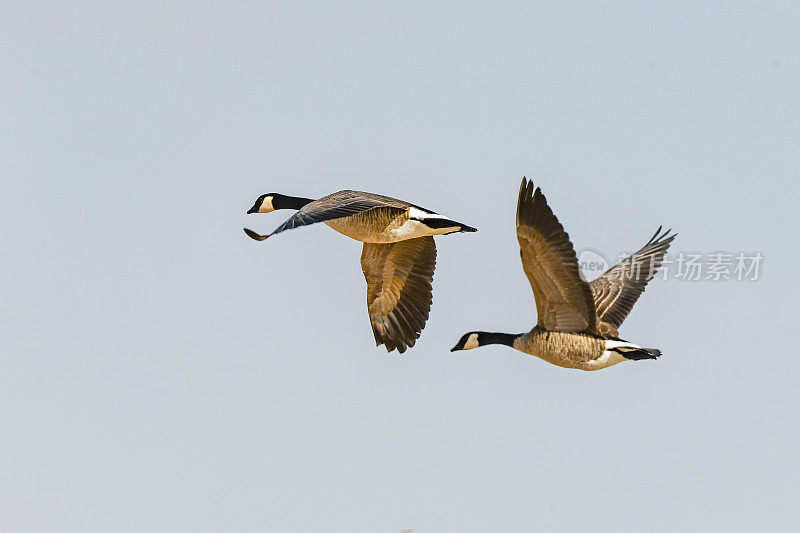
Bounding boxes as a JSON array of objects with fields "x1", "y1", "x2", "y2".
[{"x1": 2, "y1": 2, "x2": 798, "y2": 531}]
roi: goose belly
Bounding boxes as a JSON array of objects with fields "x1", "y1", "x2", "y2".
[
  {"x1": 323, "y1": 218, "x2": 400, "y2": 243},
  {"x1": 514, "y1": 330, "x2": 608, "y2": 371},
  {"x1": 324, "y1": 210, "x2": 447, "y2": 243}
]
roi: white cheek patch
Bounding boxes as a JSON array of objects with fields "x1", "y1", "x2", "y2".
[
  {"x1": 260, "y1": 196, "x2": 275, "y2": 213},
  {"x1": 463, "y1": 333, "x2": 480, "y2": 350}
]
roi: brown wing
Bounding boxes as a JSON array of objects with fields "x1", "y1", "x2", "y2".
[
  {"x1": 360, "y1": 237, "x2": 437, "y2": 353},
  {"x1": 591, "y1": 227, "x2": 676, "y2": 337},
  {"x1": 516, "y1": 178, "x2": 597, "y2": 333}
]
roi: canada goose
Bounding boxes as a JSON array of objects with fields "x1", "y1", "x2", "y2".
[
  {"x1": 451, "y1": 178, "x2": 675, "y2": 370},
  {"x1": 244, "y1": 190, "x2": 477, "y2": 353}
]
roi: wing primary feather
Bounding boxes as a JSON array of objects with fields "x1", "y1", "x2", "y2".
[
  {"x1": 361, "y1": 237, "x2": 436, "y2": 354},
  {"x1": 590, "y1": 226, "x2": 676, "y2": 335},
  {"x1": 516, "y1": 177, "x2": 598, "y2": 333}
]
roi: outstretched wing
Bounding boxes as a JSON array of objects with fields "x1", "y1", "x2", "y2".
[
  {"x1": 361, "y1": 237, "x2": 437, "y2": 354},
  {"x1": 591, "y1": 227, "x2": 676, "y2": 337},
  {"x1": 516, "y1": 178, "x2": 597, "y2": 333},
  {"x1": 245, "y1": 190, "x2": 409, "y2": 240}
]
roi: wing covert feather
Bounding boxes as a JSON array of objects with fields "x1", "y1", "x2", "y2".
[
  {"x1": 361, "y1": 237, "x2": 437, "y2": 353},
  {"x1": 516, "y1": 178, "x2": 597, "y2": 333}
]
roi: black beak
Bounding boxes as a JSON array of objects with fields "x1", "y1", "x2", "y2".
[
  {"x1": 450, "y1": 345, "x2": 460, "y2": 352},
  {"x1": 247, "y1": 206, "x2": 258, "y2": 214}
]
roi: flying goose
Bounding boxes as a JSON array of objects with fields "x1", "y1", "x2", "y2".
[
  {"x1": 451, "y1": 178, "x2": 675, "y2": 370},
  {"x1": 244, "y1": 190, "x2": 477, "y2": 353}
]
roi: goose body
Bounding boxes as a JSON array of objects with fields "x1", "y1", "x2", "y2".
[
  {"x1": 513, "y1": 330, "x2": 653, "y2": 371},
  {"x1": 451, "y1": 178, "x2": 674, "y2": 371},
  {"x1": 244, "y1": 189, "x2": 476, "y2": 353},
  {"x1": 324, "y1": 203, "x2": 462, "y2": 243}
]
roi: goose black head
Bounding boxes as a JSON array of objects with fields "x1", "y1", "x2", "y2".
[
  {"x1": 247, "y1": 193, "x2": 314, "y2": 213},
  {"x1": 451, "y1": 331, "x2": 483, "y2": 351},
  {"x1": 451, "y1": 331, "x2": 517, "y2": 351},
  {"x1": 247, "y1": 193, "x2": 279, "y2": 214}
]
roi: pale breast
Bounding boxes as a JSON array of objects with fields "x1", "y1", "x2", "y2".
[
  {"x1": 324, "y1": 208, "x2": 410, "y2": 243},
  {"x1": 513, "y1": 328, "x2": 607, "y2": 370}
]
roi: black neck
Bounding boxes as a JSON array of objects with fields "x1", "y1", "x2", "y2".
[
  {"x1": 274, "y1": 194, "x2": 314, "y2": 210},
  {"x1": 479, "y1": 332, "x2": 518, "y2": 347}
]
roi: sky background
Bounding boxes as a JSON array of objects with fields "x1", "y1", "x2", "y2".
[{"x1": 2, "y1": 1, "x2": 799, "y2": 531}]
